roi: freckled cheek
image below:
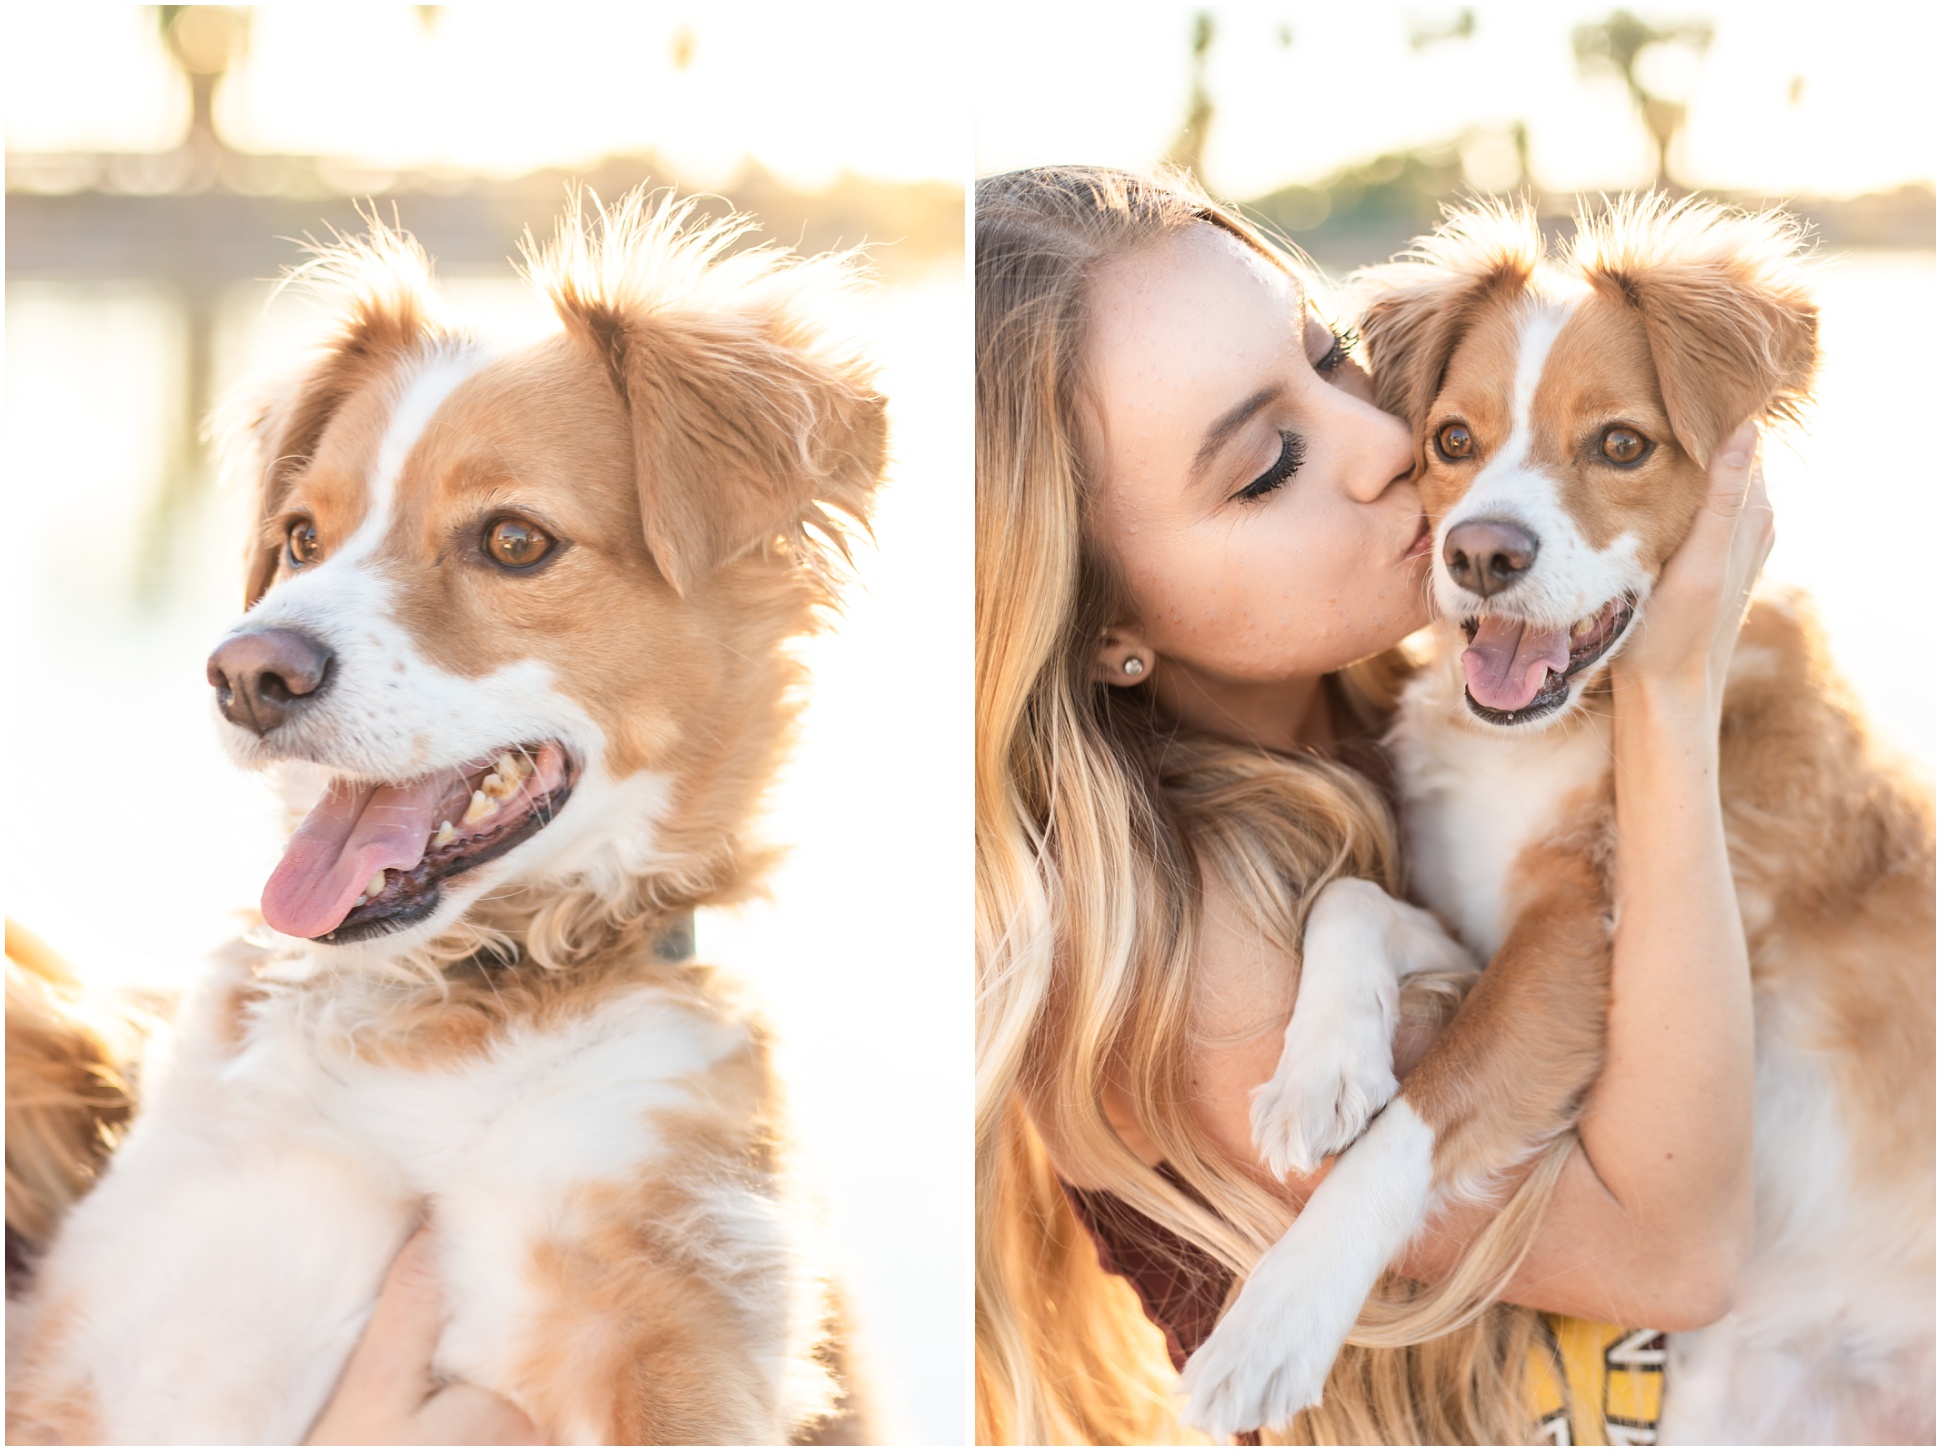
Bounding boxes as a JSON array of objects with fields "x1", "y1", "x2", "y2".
[
  {"x1": 1115, "y1": 532, "x2": 1239, "y2": 633},
  {"x1": 1192, "y1": 554, "x2": 1307, "y2": 640}
]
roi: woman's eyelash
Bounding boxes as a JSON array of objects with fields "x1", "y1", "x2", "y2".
[
  {"x1": 1234, "y1": 430, "x2": 1307, "y2": 502},
  {"x1": 1315, "y1": 322, "x2": 1359, "y2": 374}
]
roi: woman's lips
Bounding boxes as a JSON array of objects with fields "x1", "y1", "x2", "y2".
[{"x1": 1404, "y1": 516, "x2": 1434, "y2": 560}]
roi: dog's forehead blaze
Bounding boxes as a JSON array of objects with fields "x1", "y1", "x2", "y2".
[
  {"x1": 363, "y1": 340, "x2": 695, "y2": 780},
  {"x1": 384, "y1": 342, "x2": 641, "y2": 555},
  {"x1": 282, "y1": 356, "x2": 425, "y2": 542},
  {"x1": 1526, "y1": 296, "x2": 1709, "y2": 564},
  {"x1": 1420, "y1": 305, "x2": 1521, "y2": 517}
]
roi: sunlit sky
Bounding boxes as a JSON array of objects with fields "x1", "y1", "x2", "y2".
[
  {"x1": 10, "y1": 5, "x2": 1931, "y2": 199},
  {"x1": 6, "y1": 3, "x2": 964, "y2": 189},
  {"x1": 975, "y1": 2, "x2": 1937, "y2": 198}
]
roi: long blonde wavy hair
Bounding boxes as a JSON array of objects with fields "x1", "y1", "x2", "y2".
[{"x1": 974, "y1": 165, "x2": 1570, "y2": 1445}]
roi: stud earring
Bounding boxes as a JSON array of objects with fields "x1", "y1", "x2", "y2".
[{"x1": 1122, "y1": 656, "x2": 1145, "y2": 678}]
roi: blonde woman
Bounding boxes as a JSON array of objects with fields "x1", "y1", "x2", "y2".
[{"x1": 975, "y1": 166, "x2": 1769, "y2": 1444}]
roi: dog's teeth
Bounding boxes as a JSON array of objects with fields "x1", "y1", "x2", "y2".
[
  {"x1": 365, "y1": 870, "x2": 387, "y2": 898},
  {"x1": 433, "y1": 820, "x2": 456, "y2": 848},
  {"x1": 1571, "y1": 614, "x2": 1597, "y2": 638},
  {"x1": 481, "y1": 772, "x2": 514, "y2": 801},
  {"x1": 463, "y1": 790, "x2": 494, "y2": 825},
  {"x1": 497, "y1": 752, "x2": 530, "y2": 781},
  {"x1": 354, "y1": 894, "x2": 367, "y2": 907}
]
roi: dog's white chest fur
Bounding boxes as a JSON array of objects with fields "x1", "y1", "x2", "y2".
[
  {"x1": 19, "y1": 963, "x2": 742, "y2": 1445},
  {"x1": 1387, "y1": 659, "x2": 1611, "y2": 959}
]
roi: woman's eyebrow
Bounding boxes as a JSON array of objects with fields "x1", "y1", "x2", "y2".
[{"x1": 1191, "y1": 385, "x2": 1282, "y2": 477}]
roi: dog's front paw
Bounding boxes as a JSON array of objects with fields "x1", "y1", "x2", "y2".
[
  {"x1": 1187, "y1": 1096, "x2": 1433, "y2": 1439},
  {"x1": 1249, "y1": 1022, "x2": 1397, "y2": 1179},
  {"x1": 1178, "y1": 1278, "x2": 1333, "y2": 1438}
]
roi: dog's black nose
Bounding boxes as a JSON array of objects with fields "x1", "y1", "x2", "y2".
[
  {"x1": 207, "y1": 629, "x2": 333, "y2": 736},
  {"x1": 1443, "y1": 519, "x2": 1538, "y2": 599}
]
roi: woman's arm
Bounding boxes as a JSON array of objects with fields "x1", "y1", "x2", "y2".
[
  {"x1": 1181, "y1": 425, "x2": 1769, "y2": 1330},
  {"x1": 1526, "y1": 420, "x2": 1766, "y2": 1320}
]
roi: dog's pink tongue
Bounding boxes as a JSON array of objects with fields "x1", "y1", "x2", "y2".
[
  {"x1": 1463, "y1": 617, "x2": 1570, "y2": 712},
  {"x1": 261, "y1": 775, "x2": 449, "y2": 939}
]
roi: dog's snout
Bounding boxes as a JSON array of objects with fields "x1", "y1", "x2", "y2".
[
  {"x1": 207, "y1": 629, "x2": 333, "y2": 737},
  {"x1": 1443, "y1": 518, "x2": 1538, "y2": 599}
]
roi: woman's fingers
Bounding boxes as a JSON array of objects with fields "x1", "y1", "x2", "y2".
[
  {"x1": 1711, "y1": 423, "x2": 1774, "y2": 580},
  {"x1": 1712, "y1": 422, "x2": 1757, "y2": 504},
  {"x1": 1673, "y1": 422, "x2": 1759, "y2": 575},
  {"x1": 307, "y1": 1226, "x2": 544, "y2": 1446},
  {"x1": 343, "y1": 1227, "x2": 445, "y2": 1409},
  {"x1": 1613, "y1": 420, "x2": 1771, "y2": 703},
  {"x1": 306, "y1": 1228, "x2": 444, "y2": 1444},
  {"x1": 1734, "y1": 455, "x2": 1776, "y2": 599},
  {"x1": 414, "y1": 1385, "x2": 544, "y2": 1445},
  {"x1": 1701, "y1": 427, "x2": 1775, "y2": 677}
]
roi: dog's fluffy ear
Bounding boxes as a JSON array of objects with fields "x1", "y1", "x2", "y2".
[
  {"x1": 221, "y1": 221, "x2": 441, "y2": 608},
  {"x1": 1353, "y1": 202, "x2": 1546, "y2": 430},
  {"x1": 532, "y1": 189, "x2": 887, "y2": 598},
  {"x1": 582, "y1": 306, "x2": 886, "y2": 598},
  {"x1": 1574, "y1": 196, "x2": 1817, "y2": 464}
]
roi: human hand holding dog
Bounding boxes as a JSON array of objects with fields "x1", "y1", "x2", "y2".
[
  {"x1": 1612, "y1": 420, "x2": 1773, "y2": 715},
  {"x1": 305, "y1": 1227, "x2": 539, "y2": 1446},
  {"x1": 1586, "y1": 419, "x2": 1764, "y2": 1324}
]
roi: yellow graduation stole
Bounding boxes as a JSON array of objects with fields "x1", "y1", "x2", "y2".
[{"x1": 1527, "y1": 1316, "x2": 1666, "y2": 1445}]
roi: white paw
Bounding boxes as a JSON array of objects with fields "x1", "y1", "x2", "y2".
[
  {"x1": 1177, "y1": 1273, "x2": 1335, "y2": 1437},
  {"x1": 1249, "y1": 1019, "x2": 1397, "y2": 1179},
  {"x1": 1184, "y1": 1098, "x2": 1437, "y2": 1439}
]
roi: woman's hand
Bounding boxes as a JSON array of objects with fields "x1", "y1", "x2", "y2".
[
  {"x1": 1611, "y1": 421, "x2": 1772, "y2": 713},
  {"x1": 305, "y1": 1227, "x2": 540, "y2": 1446}
]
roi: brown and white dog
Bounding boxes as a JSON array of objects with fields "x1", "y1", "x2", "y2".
[
  {"x1": 7, "y1": 190, "x2": 887, "y2": 1444},
  {"x1": 1180, "y1": 197, "x2": 1935, "y2": 1442}
]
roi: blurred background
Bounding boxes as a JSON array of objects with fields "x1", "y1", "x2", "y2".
[
  {"x1": 979, "y1": 2, "x2": 1935, "y2": 767},
  {"x1": 7, "y1": 5, "x2": 965, "y2": 1442}
]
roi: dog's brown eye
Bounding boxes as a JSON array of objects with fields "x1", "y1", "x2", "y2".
[
  {"x1": 1600, "y1": 427, "x2": 1648, "y2": 465},
  {"x1": 1435, "y1": 422, "x2": 1474, "y2": 461},
  {"x1": 484, "y1": 517, "x2": 552, "y2": 569},
  {"x1": 287, "y1": 518, "x2": 320, "y2": 566}
]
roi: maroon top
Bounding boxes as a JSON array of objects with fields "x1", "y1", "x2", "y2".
[
  {"x1": 1060, "y1": 1170, "x2": 1234, "y2": 1373},
  {"x1": 1062, "y1": 1173, "x2": 1266, "y2": 1445}
]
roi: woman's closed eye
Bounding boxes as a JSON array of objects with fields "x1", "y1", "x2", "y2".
[
  {"x1": 1312, "y1": 322, "x2": 1358, "y2": 376},
  {"x1": 1233, "y1": 430, "x2": 1307, "y2": 502}
]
